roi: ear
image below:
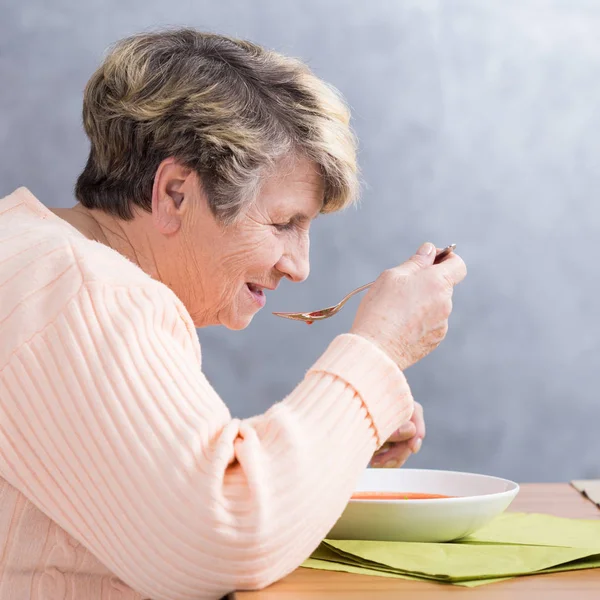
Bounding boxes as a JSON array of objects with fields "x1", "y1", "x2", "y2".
[{"x1": 151, "y1": 158, "x2": 192, "y2": 235}]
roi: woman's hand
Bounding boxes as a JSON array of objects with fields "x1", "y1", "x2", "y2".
[
  {"x1": 370, "y1": 402, "x2": 425, "y2": 468},
  {"x1": 350, "y1": 242, "x2": 467, "y2": 370}
]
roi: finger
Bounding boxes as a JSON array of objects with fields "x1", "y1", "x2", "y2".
[
  {"x1": 370, "y1": 442, "x2": 413, "y2": 468},
  {"x1": 435, "y1": 253, "x2": 467, "y2": 287},
  {"x1": 370, "y1": 442, "x2": 412, "y2": 468},
  {"x1": 409, "y1": 402, "x2": 425, "y2": 453},
  {"x1": 401, "y1": 242, "x2": 436, "y2": 274},
  {"x1": 411, "y1": 402, "x2": 426, "y2": 440},
  {"x1": 385, "y1": 421, "x2": 417, "y2": 443}
]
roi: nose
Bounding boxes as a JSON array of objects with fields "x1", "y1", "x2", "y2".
[{"x1": 276, "y1": 235, "x2": 310, "y2": 283}]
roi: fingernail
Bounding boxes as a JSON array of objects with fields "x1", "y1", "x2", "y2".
[
  {"x1": 384, "y1": 459, "x2": 400, "y2": 468},
  {"x1": 412, "y1": 438, "x2": 422, "y2": 454},
  {"x1": 417, "y1": 242, "x2": 434, "y2": 256}
]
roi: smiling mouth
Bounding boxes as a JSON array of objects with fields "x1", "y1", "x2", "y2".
[
  {"x1": 246, "y1": 283, "x2": 264, "y2": 295},
  {"x1": 246, "y1": 282, "x2": 267, "y2": 307}
]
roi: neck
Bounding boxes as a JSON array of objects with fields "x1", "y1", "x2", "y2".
[{"x1": 52, "y1": 204, "x2": 162, "y2": 280}]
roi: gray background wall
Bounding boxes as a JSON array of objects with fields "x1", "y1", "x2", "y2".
[{"x1": 2, "y1": 0, "x2": 599, "y2": 482}]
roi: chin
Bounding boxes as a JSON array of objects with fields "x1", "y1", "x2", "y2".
[
  {"x1": 224, "y1": 319, "x2": 252, "y2": 331},
  {"x1": 214, "y1": 290, "x2": 263, "y2": 330},
  {"x1": 220, "y1": 311, "x2": 255, "y2": 331}
]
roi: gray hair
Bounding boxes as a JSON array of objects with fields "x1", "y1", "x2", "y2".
[{"x1": 75, "y1": 28, "x2": 359, "y2": 223}]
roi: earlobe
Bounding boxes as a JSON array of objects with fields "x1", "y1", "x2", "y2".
[
  {"x1": 152, "y1": 186, "x2": 183, "y2": 235},
  {"x1": 154, "y1": 201, "x2": 182, "y2": 235}
]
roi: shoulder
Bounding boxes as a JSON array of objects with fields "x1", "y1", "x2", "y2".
[
  {"x1": 69, "y1": 234, "x2": 156, "y2": 288},
  {"x1": 0, "y1": 197, "x2": 200, "y2": 369},
  {"x1": 67, "y1": 236, "x2": 200, "y2": 360}
]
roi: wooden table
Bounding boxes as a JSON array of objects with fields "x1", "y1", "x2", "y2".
[{"x1": 233, "y1": 484, "x2": 600, "y2": 599}]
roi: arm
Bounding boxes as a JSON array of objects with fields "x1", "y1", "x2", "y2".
[{"x1": 0, "y1": 282, "x2": 413, "y2": 600}]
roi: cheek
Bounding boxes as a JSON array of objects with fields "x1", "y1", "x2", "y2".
[
  {"x1": 222, "y1": 232, "x2": 281, "y2": 277},
  {"x1": 252, "y1": 238, "x2": 282, "y2": 270}
]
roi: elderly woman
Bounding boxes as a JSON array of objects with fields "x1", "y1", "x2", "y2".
[{"x1": 0, "y1": 29, "x2": 466, "y2": 600}]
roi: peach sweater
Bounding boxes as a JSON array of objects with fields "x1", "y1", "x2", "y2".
[{"x1": 0, "y1": 188, "x2": 414, "y2": 600}]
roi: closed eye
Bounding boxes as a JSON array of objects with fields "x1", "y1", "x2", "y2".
[{"x1": 273, "y1": 221, "x2": 297, "y2": 232}]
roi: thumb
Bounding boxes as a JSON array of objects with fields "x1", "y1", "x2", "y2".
[{"x1": 403, "y1": 242, "x2": 436, "y2": 272}]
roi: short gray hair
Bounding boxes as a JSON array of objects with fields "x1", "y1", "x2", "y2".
[{"x1": 75, "y1": 28, "x2": 359, "y2": 223}]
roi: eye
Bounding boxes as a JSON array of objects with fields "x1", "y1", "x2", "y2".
[{"x1": 273, "y1": 221, "x2": 296, "y2": 232}]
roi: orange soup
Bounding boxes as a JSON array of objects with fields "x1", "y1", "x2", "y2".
[{"x1": 351, "y1": 491, "x2": 454, "y2": 500}]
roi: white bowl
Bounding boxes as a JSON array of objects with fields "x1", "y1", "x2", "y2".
[{"x1": 328, "y1": 468, "x2": 519, "y2": 542}]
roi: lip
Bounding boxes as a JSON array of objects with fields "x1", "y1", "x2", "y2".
[
  {"x1": 245, "y1": 283, "x2": 268, "y2": 308},
  {"x1": 248, "y1": 284, "x2": 277, "y2": 291}
]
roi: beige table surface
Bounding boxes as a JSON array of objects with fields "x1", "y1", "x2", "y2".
[{"x1": 232, "y1": 483, "x2": 600, "y2": 599}]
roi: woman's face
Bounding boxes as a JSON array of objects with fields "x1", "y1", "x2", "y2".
[{"x1": 175, "y1": 157, "x2": 324, "y2": 329}]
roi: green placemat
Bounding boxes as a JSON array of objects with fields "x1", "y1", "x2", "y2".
[{"x1": 303, "y1": 512, "x2": 600, "y2": 587}]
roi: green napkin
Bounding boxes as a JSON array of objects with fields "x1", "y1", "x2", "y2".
[
  {"x1": 303, "y1": 554, "x2": 600, "y2": 587},
  {"x1": 464, "y1": 512, "x2": 600, "y2": 547},
  {"x1": 302, "y1": 512, "x2": 600, "y2": 587}
]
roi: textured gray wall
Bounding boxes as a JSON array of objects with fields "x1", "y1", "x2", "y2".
[{"x1": 2, "y1": 0, "x2": 599, "y2": 482}]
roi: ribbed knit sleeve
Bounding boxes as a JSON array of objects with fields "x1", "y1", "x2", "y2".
[{"x1": 0, "y1": 280, "x2": 414, "y2": 600}]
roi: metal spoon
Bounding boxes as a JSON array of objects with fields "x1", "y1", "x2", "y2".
[{"x1": 272, "y1": 244, "x2": 457, "y2": 324}]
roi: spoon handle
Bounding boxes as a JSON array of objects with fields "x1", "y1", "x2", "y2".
[
  {"x1": 433, "y1": 243, "x2": 456, "y2": 264},
  {"x1": 338, "y1": 281, "x2": 375, "y2": 305}
]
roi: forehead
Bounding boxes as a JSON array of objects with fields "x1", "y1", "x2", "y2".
[{"x1": 256, "y1": 156, "x2": 325, "y2": 217}]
